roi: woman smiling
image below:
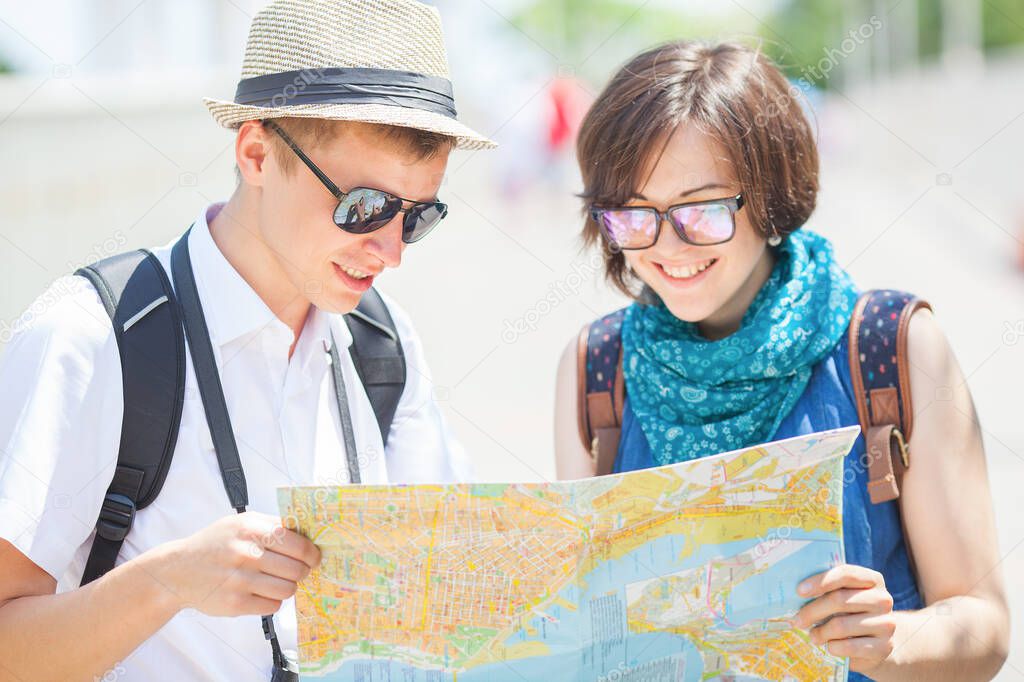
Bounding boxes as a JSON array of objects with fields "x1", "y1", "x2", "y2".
[{"x1": 554, "y1": 41, "x2": 1009, "y2": 680}]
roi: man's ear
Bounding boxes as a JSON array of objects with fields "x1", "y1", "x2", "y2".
[{"x1": 235, "y1": 120, "x2": 272, "y2": 187}]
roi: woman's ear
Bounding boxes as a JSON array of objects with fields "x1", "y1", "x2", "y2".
[{"x1": 235, "y1": 120, "x2": 272, "y2": 187}]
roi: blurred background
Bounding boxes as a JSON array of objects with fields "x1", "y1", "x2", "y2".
[{"x1": 1, "y1": 0, "x2": 1022, "y2": 672}]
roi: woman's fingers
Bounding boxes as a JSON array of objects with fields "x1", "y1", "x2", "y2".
[
  {"x1": 797, "y1": 564, "x2": 884, "y2": 599},
  {"x1": 794, "y1": 587, "x2": 893, "y2": 628},
  {"x1": 827, "y1": 635, "x2": 897, "y2": 670},
  {"x1": 809, "y1": 612, "x2": 897, "y2": 645},
  {"x1": 789, "y1": 565, "x2": 898, "y2": 672}
]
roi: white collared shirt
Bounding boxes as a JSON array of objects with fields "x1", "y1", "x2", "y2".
[{"x1": 0, "y1": 203, "x2": 471, "y2": 680}]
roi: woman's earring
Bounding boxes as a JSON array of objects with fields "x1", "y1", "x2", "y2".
[{"x1": 767, "y1": 230, "x2": 782, "y2": 247}]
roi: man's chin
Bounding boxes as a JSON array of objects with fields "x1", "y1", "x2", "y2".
[{"x1": 305, "y1": 287, "x2": 362, "y2": 315}]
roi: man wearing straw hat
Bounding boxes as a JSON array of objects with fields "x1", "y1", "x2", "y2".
[{"x1": 0, "y1": 1, "x2": 493, "y2": 680}]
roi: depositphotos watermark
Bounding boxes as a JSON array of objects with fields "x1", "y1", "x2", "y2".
[
  {"x1": 0, "y1": 231, "x2": 129, "y2": 345},
  {"x1": 1002, "y1": 320, "x2": 1024, "y2": 346},
  {"x1": 501, "y1": 251, "x2": 604, "y2": 344},
  {"x1": 267, "y1": 68, "x2": 328, "y2": 108},
  {"x1": 597, "y1": 657, "x2": 685, "y2": 681},
  {"x1": 64, "y1": 231, "x2": 129, "y2": 274},
  {"x1": 756, "y1": 16, "x2": 883, "y2": 126},
  {"x1": 751, "y1": 441, "x2": 886, "y2": 561},
  {"x1": 799, "y1": 16, "x2": 883, "y2": 84},
  {"x1": 93, "y1": 661, "x2": 127, "y2": 682}
]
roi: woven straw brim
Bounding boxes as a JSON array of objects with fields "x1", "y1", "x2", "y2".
[{"x1": 203, "y1": 98, "x2": 496, "y2": 151}]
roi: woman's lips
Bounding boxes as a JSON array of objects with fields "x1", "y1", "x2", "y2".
[
  {"x1": 332, "y1": 262, "x2": 375, "y2": 292},
  {"x1": 654, "y1": 257, "x2": 719, "y2": 287}
]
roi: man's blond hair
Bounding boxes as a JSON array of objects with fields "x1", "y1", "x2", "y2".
[{"x1": 267, "y1": 117, "x2": 454, "y2": 176}]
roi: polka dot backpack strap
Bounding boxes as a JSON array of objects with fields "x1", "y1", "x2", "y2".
[
  {"x1": 848, "y1": 289, "x2": 932, "y2": 505},
  {"x1": 576, "y1": 308, "x2": 627, "y2": 476}
]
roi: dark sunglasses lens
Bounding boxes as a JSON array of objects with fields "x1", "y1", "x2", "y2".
[
  {"x1": 402, "y1": 203, "x2": 447, "y2": 243},
  {"x1": 669, "y1": 203, "x2": 735, "y2": 244},
  {"x1": 334, "y1": 188, "x2": 402, "y2": 233},
  {"x1": 594, "y1": 208, "x2": 658, "y2": 249}
]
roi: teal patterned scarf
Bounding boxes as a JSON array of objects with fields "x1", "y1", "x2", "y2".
[{"x1": 621, "y1": 229, "x2": 858, "y2": 466}]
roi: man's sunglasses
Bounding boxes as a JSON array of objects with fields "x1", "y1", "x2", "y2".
[
  {"x1": 590, "y1": 194, "x2": 744, "y2": 250},
  {"x1": 264, "y1": 120, "x2": 448, "y2": 244}
]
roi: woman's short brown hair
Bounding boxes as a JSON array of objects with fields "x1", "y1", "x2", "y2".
[{"x1": 577, "y1": 41, "x2": 819, "y2": 298}]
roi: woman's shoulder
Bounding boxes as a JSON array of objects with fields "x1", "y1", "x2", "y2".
[{"x1": 588, "y1": 307, "x2": 629, "y2": 335}]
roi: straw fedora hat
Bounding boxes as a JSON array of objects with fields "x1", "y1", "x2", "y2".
[{"x1": 203, "y1": 0, "x2": 496, "y2": 150}]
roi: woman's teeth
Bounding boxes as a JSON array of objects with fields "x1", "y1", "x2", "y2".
[
  {"x1": 339, "y1": 265, "x2": 370, "y2": 280},
  {"x1": 662, "y1": 259, "x2": 716, "y2": 280}
]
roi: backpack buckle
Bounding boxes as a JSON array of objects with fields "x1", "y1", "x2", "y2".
[
  {"x1": 891, "y1": 427, "x2": 910, "y2": 469},
  {"x1": 96, "y1": 493, "x2": 136, "y2": 542}
]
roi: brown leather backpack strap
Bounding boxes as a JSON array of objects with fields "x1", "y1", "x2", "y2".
[
  {"x1": 591, "y1": 348, "x2": 624, "y2": 476},
  {"x1": 848, "y1": 290, "x2": 932, "y2": 504},
  {"x1": 864, "y1": 423, "x2": 910, "y2": 503},
  {"x1": 576, "y1": 323, "x2": 592, "y2": 452},
  {"x1": 613, "y1": 350, "x2": 625, "y2": 428},
  {"x1": 576, "y1": 310, "x2": 628, "y2": 476}
]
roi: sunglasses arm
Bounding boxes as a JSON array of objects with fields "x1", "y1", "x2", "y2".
[{"x1": 263, "y1": 120, "x2": 348, "y2": 201}]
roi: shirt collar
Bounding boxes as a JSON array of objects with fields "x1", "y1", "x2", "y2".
[
  {"x1": 187, "y1": 203, "x2": 280, "y2": 347},
  {"x1": 187, "y1": 202, "x2": 353, "y2": 352},
  {"x1": 306, "y1": 303, "x2": 353, "y2": 355}
]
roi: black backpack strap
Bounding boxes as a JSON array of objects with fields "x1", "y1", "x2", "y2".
[
  {"x1": 328, "y1": 332, "x2": 362, "y2": 484},
  {"x1": 171, "y1": 229, "x2": 298, "y2": 680},
  {"x1": 76, "y1": 250, "x2": 186, "y2": 586},
  {"x1": 344, "y1": 288, "x2": 406, "y2": 447},
  {"x1": 170, "y1": 232, "x2": 248, "y2": 512},
  {"x1": 848, "y1": 289, "x2": 932, "y2": 505},
  {"x1": 576, "y1": 308, "x2": 627, "y2": 476}
]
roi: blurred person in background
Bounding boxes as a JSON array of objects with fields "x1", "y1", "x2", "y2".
[{"x1": 555, "y1": 40, "x2": 1009, "y2": 680}]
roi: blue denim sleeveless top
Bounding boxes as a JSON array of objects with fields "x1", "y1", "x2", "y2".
[{"x1": 614, "y1": 334, "x2": 922, "y2": 681}]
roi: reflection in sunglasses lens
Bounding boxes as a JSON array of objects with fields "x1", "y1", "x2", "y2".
[
  {"x1": 403, "y1": 203, "x2": 445, "y2": 243},
  {"x1": 335, "y1": 189, "x2": 401, "y2": 232},
  {"x1": 600, "y1": 209, "x2": 657, "y2": 248},
  {"x1": 670, "y1": 204, "x2": 733, "y2": 244}
]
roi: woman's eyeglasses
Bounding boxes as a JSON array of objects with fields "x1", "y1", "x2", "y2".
[
  {"x1": 264, "y1": 120, "x2": 448, "y2": 244},
  {"x1": 590, "y1": 194, "x2": 744, "y2": 250}
]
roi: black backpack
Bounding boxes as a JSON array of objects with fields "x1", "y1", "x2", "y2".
[{"x1": 73, "y1": 246, "x2": 406, "y2": 586}]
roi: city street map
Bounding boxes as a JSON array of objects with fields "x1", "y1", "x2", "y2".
[{"x1": 277, "y1": 426, "x2": 858, "y2": 681}]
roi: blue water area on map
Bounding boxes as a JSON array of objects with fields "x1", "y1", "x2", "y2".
[
  {"x1": 305, "y1": 530, "x2": 844, "y2": 681},
  {"x1": 725, "y1": 530, "x2": 843, "y2": 627}
]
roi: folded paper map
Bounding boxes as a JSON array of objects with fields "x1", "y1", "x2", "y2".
[{"x1": 278, "y1": 426, "x2": 859, "y2": 681}]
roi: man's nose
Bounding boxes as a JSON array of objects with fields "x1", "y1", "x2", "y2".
[{"x1": 364, "y1": 216, "x2": 404, "y2": 268}]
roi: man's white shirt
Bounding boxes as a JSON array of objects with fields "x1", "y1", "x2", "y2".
[{"x1": 0, "y1": 203, "x2": 472, "y2": 680}]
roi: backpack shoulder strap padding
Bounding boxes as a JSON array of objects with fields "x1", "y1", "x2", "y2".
[
  {"x1": 344, "y1": 288, "x2": 406, "y2": 447},
  {"x1": 75, "y1": 249, "x2": 186, "y2": 585},
  {"x1": 848, "y1": 289, "x2": 931, "y2": 505},
  {"x1": 75, "y1": 258, "x2": 404, "y2": 585},
  {"x1": 577, "y1": 309, "x2": 627, "y2": 476},
  {"x1": 576, "y1": 293, "x2": 932, "y2": 508}
]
